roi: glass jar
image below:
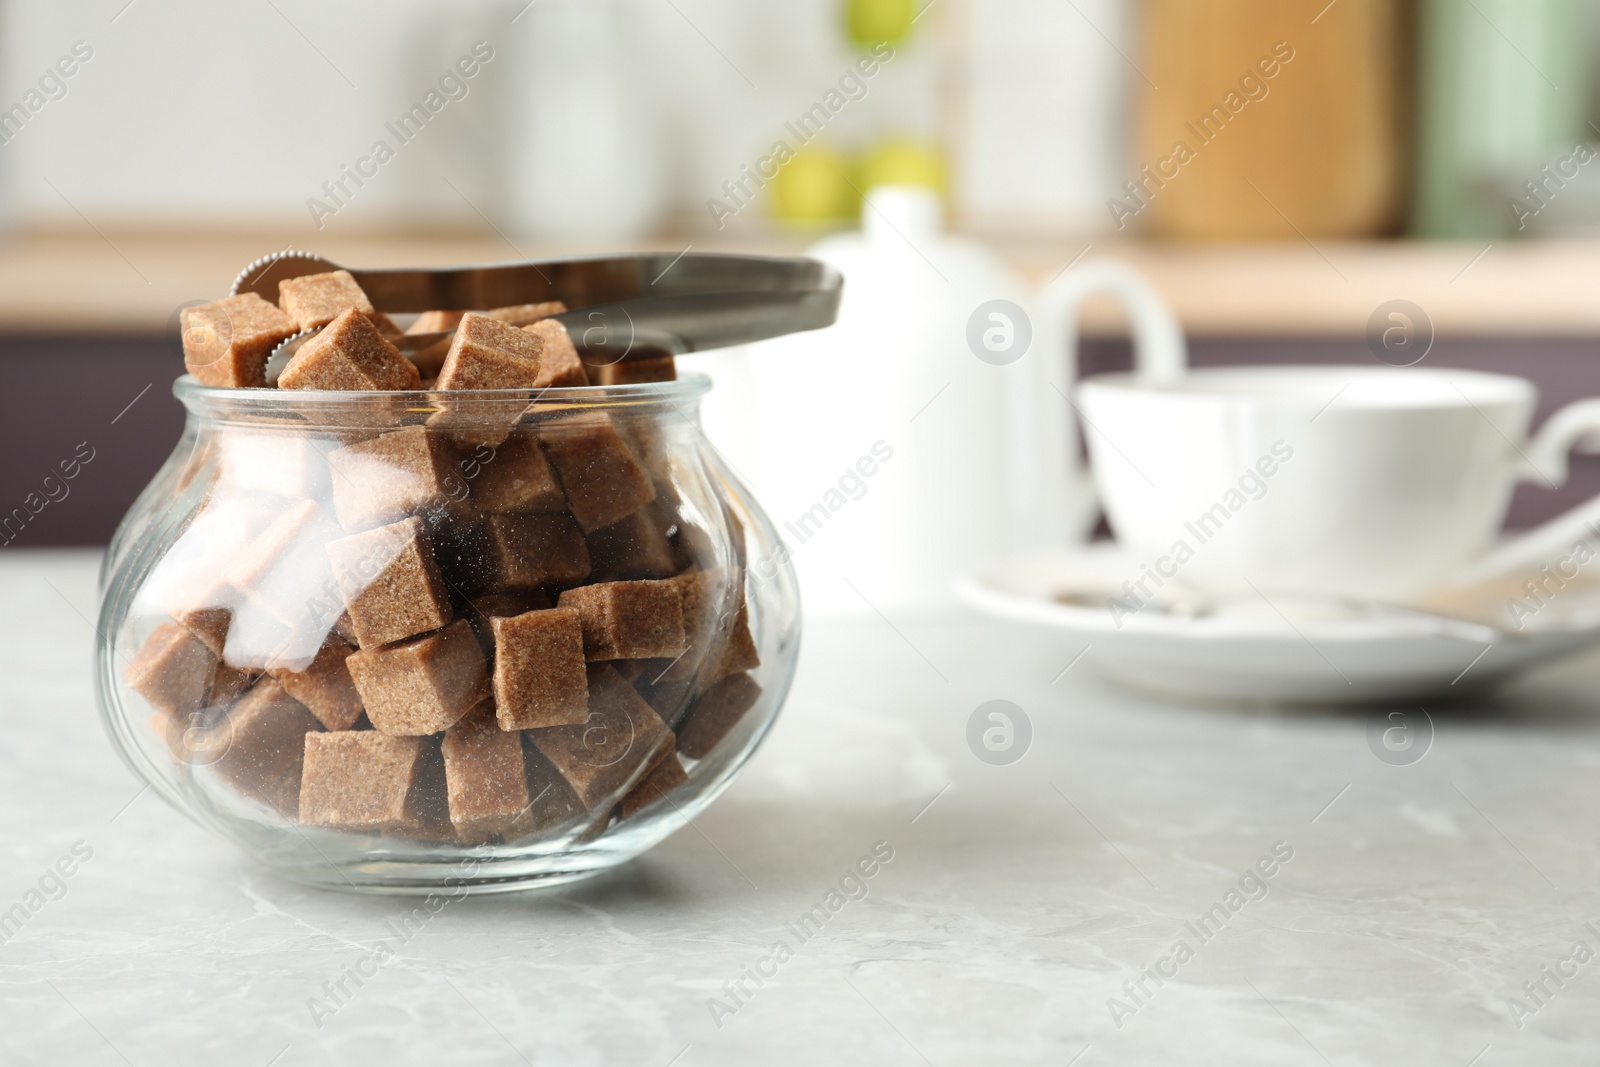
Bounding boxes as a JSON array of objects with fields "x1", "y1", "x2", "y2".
[{"x1": 95, "y1": 373, "x2": 798, "y2": 894}]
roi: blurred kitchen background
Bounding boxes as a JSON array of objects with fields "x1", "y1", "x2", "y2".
[{"x1": 7, "y1": 0, "x2": 1600, "y2": 612}]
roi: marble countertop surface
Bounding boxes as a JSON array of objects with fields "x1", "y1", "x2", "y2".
[{"x1": 6, "y1": 549, "x2": 1600, "y2": 1065}]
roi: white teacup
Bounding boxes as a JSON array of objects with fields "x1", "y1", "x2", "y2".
[{"x1": 1046, "y1": 264, "x2": 1600, "y2": 601}]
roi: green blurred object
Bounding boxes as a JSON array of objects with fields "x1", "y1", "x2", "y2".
[
  {"x1": 1413, "y1": 0, "x2": 1589, "y2": 237},
  {"x1": 770, "y1": 146, "x2": 858, "y2": 226},
  {"x1": 859, "y1": 138, "x2": 946, "y2": 199},
  {"x1": 845, "y1": 0, "x2": 916, "y2": 48}
]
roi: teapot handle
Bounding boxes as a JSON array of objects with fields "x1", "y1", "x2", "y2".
[
  {"x1": 1039, "y1": 260, "x2": 1188, "y2": 388},
  {"x1": 1025, "y1": 261, "x2": 1186, "y2": 545}
]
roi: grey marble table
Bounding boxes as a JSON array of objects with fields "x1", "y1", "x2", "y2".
[{"x1": 5, "y1": 550, "x2": 1600, "y2": 1065}]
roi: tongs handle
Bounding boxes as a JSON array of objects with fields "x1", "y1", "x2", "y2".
[
  {"x1": 546, "y1": 289, "x2": 843, "y2": 358},
  {"x1": 233, "y1": 250, "x2": 843, "y2": 357}
]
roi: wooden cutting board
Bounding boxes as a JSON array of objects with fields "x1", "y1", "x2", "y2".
[{"x1": 1133, "y1": 0, "x2": 1410, "y2": 239}]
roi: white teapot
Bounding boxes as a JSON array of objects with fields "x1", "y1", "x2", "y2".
[{"x1": 699, "y1": 186, "x2": 1099, "y2": 613}]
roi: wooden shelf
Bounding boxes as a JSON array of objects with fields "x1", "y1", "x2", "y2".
[
  {"x1": 1032, "y1": 240, "x2": 1600, "y2": 339},
  {"x1": 0, "y1": 232, "x2": 1593, "y2": 339},
  {"x1": 0, "y1": 234, "x2": 551, "y2": 337}
]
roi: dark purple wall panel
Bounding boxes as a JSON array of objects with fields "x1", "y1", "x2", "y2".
[
  {"x1": 0, "y1": 336, "x2": 184, "y2": 548},
  {"x1": 0, "y1": 334, "x2": 1597, "y2": 546}
]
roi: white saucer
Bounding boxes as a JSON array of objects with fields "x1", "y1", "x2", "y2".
[{"x1": 956, "y1": 544, "x2": 1600, "y2": 704}]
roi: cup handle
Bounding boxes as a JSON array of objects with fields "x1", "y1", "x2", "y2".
[
  {"x1": 1451, "y1": 398, "x2": 1600, "y2": 585},
  {"x1": 1522, "y1": 398, "x2": 1600, "y2": 486}
]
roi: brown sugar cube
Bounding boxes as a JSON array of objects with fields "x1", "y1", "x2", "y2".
[
  {"x1": 618, "y1": 748, "x2": 688, "y2": 819},
  {"x1": 540, "y1": 413, "x2": 656, "y2": 532},
  {"x1": 613, "y1": 651, "x2": 700, "y2": 722},
  {"x1": 367, "y1": 311, "x2": 403, "y2": 337},
  {"x1": 675, "y1": 575, "x2": 761, "y2": 684},
  {"x1": 669, "y1": 570, "x2": 720, "y2": 646},
  {"x1": 666, "y1": 570, "x2": 760, "y2": 685},
  {"x1": 181, "y1": 293, "x2": 298, "y2": 388},
  {"x1": 150, "y1": 693, "x2": 233, "y2": 766},
  {"x1": 672, "y1": 518, "x2": 716, "y2": 572},
  {"x1": 528, "y1": 665, "x2": 672, "y2": 811},
  {"x1": 279, "y1": 308, "x2": 422, "y2": 392},
  {"x1": 486, "y1": 301, "x2": 567, "y2": 324},
  {"x1": 471, "y1": 589, "x2": 553, "y2": 624},
  {"x1": 522, "y1": 319, "x2": 588, "y2": 388},
  {"x1": 326, "y1": 426, "x2": 466, "y2": 531},
  {"x1": 619, "y1": 421, "x2": 671, "y2": 479},
  {"x1": 587, "y1": 505, "x2": 678, "y2": 582},
  {"x1": 407, "y1": 311, "x2": 464, "y2": 372},
  {"x1": 469, "y1": 429, "x2": 566, "y2": 515},
  {"x1": 327, "y1": 517, "x2": 453, "y2": 648},
  {"x1": 473, "y1": 590, "x2": 552, "y2": 618},
  {"x1": 491, "y1": 608, "x2": 589, "y2": 730},
  {"x1": 612, "y1": 658, "x2": 674, "y2": 686},
  {"x1": 211, "y1": 679, "x2": 324, "y2": 818},
  {"x1": 398, "y1": 735, "x2": 456, "y2": 840},
  {"x1": 429, "y1": 313, "x2": 547, "y2": 447},
  {"x1": 466, "y1": 588, "x2": 551, "y2": 650},
  {"x1": 678, "y1": 673, "x2": 762, "y2": 759},
  {"x1": 336, "y1": 736, "x2": 452, "y2": 842},
  {"x1": 558, "y1": 579, "x2": 686, "y2": 661},
  {"x1": 299, "y1": 731, "x2": 426, "y2": 832},
  {"x1": 278, "y1": 269, "x2": 375, "y2": 331},
  {"x1": 208, "y1": 663, "x2": 257, "y2": 707},
  {"x1": 223, "y1": 499, "x2": 342, "y2": 628},
  {"x1": 620, "y1": 663, "x2": 696, "y2": 726},
  {"x1": 508, "y1": 739, "x2": 589, "y2": 839},
  {"x1": 433, "y1": 312, "x2": 544, "y2": 389},
  {"x1": 174, "y1": 600, "x2": 232, "y2": 659},
  {"x1": 714, "y1": 601, "x2": 762, "y2": 681},
  {"x1": 148, "y1": 657, "x2": 247, "y2": 761},
  {"x1": 407, "y1": 311, "x2": 460, "y2": 380},
  {"x1": 483, "y1": 513, "x2": 591, "y2": 591},
  {"x1": 616, "y1": 422, "x2": 679, "y2": 506},
  {"x1": 430, "y1": 523, "x2": 495, "y2": 597},
  {"x1": 413, "y1": 356, "x2": 449, "y2": 383},
  {"x1": 592, "y1": 354, "x2": 678, "y2": 387},
  {"x1": 346, "y1": 734, "x2": 454, "y2": 841},
  {"x1": 268, "y1": 636, "x2": 365, "y2": 731},
  {"x1": 408, "y1": 309, "x2": 465, "y2": 334},
  {"x1": 346, "y1": 619, "x2": 488, "y2": 735},
  {"x1": 720, "y1": 598, "x2": 761, "y2": 671},
  {"x1": 442, "y1": 702, "x2": 531, "y2": 844},
  {"x1": 125, "y1": 623, "x2": 218, "y2": 722}
]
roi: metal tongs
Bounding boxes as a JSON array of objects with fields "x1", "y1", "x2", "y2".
[{"x1": 232, "y1": 249, "x2": 844, "y2": 383}]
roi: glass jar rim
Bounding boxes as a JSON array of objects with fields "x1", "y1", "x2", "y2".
[{"x1": 173, "y1": 371, "x2": 713, "y2": 422}]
